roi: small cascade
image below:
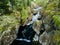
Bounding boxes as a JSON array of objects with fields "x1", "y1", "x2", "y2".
[{"x1": 10, "y1": 6, "x2": 44, "y2": 45}]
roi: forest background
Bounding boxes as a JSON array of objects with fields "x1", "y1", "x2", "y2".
[{"x1": 0, "y1": 0, "x2": 60, "y2": 45}]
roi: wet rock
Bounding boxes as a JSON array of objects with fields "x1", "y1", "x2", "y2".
[{"x1": 39, "y1": 31, "x2": 50, "y2": 45}]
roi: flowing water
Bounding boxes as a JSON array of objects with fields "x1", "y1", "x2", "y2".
[{"x1": 10, "y1": 7, "x2": 45, "y2": 45}]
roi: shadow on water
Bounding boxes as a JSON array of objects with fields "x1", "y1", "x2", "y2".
[{"x1": 10, "y1": 24, "x2": 37, "y2": 45}]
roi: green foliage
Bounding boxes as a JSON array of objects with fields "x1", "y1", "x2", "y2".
[
  {"x1": 58, "y1": 41, "x2": 60, "y2": 45},
  {"x1": 0, "y1": 15, "x2": 18, "y2": 31},
  {"x1": 11, "y1": 0, "x2": 32, "y2": 10},
  {"x1": 53, "y1": 15, "x2": 60, "y2": 29},
  {"x1": 21, "y1": 8, "x2": 28, "y2": 20},
  {"x1": 0, "y1": 0, "x2": 32, "y2": 31},
  {"x1": 53, "y1": 30, "x2": 60, "y2": 43},
  {"x1": 33, "y1": 0, "x2": 49, "y2": 7},
  {"x1": 58, "y1": 2, "x2": 60, "y2": 8},
  {"x1": 0, "y1": 0, "x2": 11, "y2": 12},
  {"x1": 42, "y1": 2, "x2": 58, "y2": 16}
]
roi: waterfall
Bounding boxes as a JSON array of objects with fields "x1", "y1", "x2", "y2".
[
  {"x1": 27, "y1": 7, "x2": 42, "y2": 25},
  {"x1": 10, "y1": 6, "x2": 42, "y2": 45}
]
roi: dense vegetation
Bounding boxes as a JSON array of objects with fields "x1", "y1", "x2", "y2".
[{"x1": 0, "y1": 0, "x2": 60, "y2": 45}]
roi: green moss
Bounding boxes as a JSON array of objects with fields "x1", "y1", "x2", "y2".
[
  {"x1": 53, "y1": 30, "x2": 60, "y2": 44},
  {"x1": 53, "y1": 15, "x2": 60, "y2": 29},
  {"x1": 0, "y1": 15, "x2": 19, "y2": 31}
]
